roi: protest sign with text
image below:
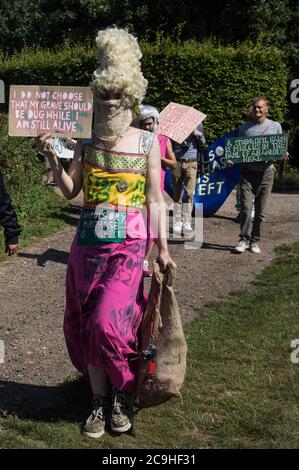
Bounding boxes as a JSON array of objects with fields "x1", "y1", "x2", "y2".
[
  {"x1": 158, "y1": 102, "x2": 207, "y2": 144},
  {"x1": 9, "y1": 85, "x2": 93, "y2": 138},
  {"x1": 224, "y1": 134, "x2": 287, "y2": 164}
]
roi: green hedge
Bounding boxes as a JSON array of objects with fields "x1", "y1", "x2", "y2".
[
  {"x1": 0, "y1": 43, "x2": 97, "y2": 92},
  {"x1": 142, "y1": 39, "x2": 288, "y2": 143},
  {"x1": 0, "y1": 39, "x2": 288, "y2": 145},
  {"x1": 0, "y1": 113, "x2": 43, "y2": 213}
]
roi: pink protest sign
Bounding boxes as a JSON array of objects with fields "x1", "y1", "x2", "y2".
[
  {"x1": 159, "y1": 102, "x2": 207, "y2": 143},
  {"x1": 9, "y1": 85, "x2": 93, "y2": 138}
]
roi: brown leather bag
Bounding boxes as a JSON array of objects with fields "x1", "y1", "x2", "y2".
[{"x1": 136, "y1": 261, "x2": 187, "y2": 408}]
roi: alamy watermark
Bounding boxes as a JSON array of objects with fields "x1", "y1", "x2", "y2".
[
  {"x1": 82, "y1": 201, "x2": 204, "y2": 249},
  {"x1": 290, "y1": 339, "x2": 299, "y2": 364},
  {"x1": 290, "y1": 79, "x2": 299, "y2": 104},
  {"x1": 0, "y1": 340, "x2": 4, "y2": 364},
  {"x1": 0, "y1": 79, "x2": 5, "y2": 104}
]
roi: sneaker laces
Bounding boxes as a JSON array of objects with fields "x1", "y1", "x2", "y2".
[
  {"x1": 88, "y1": 395, "x2": 107, "y2": 422},
  {"x1": 112, "y1": 391, "x2": 131, "y2": 415}
]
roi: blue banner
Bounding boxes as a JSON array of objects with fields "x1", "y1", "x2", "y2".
[{"x1": 165, "y1": 130, "x2": 240, "y2": 217}]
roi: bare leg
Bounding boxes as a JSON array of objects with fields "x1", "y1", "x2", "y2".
[
  {"x1": 88, "y1": 364, "x2": 110, "y2": 396},
  {"x1": 83, "y1": 365, "x2": 110, "y2": 439}
]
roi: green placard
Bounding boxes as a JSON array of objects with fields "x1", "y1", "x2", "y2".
[
  {"x1": 224, "y1": 134, "x2": 287, "y2": 164},
  {"x1": 77, "y1": 208, "x2": 127, "y2": 245}
]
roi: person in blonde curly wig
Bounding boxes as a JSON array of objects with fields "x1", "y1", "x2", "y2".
[
  {"x1": 37, "y1": 26, "x2": 176, "y2": 439},
  {"x1": 91, "y1": 27, "x2": 148, "y2": 147},
  {"x1": 92, "y1": 27, "x2": 148, "y2": 109}
]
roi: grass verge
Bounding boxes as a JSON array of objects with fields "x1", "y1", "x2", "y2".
[{"x1": 0, "y1": 243, "x2": 299, "y2": 448}]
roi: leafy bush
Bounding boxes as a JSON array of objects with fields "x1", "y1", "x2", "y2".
[
  {"x1": 0, "y1": 39, "x2": 288, "y2": 146},
  {"x1": 141, "y1": 39, "x2": 288, "y2": 144},
  {"x1": 0, "y1": 113, "x2": 45, "y2": 216},
  {"x1": 0, "y1": 43, "x2": 97, "y2": 90}
]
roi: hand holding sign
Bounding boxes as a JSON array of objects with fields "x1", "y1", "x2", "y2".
[{"x1": 36, "y1": 133, "x2": 56, "y2": 159}]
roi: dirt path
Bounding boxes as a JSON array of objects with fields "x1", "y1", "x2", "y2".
[{"x1": 0, "y1": 191, "x2": 298, "y2": 411}]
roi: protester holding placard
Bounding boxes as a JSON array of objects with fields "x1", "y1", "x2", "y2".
[
  {"x1": 37, "y1": 27, "x2": 176, "y2": 439},
  {"x1": 234, "y1": 97, "x2": 287, "y2": 254},
  {"x1": 172, "y1": 124, "x2": 206, "y2": 235},
  {"x1": 139, "y1": 104, "x2": 177, "y2": 190},
  {"x1": 0, "y1": 170, "x2": 22, "y2": 255},
  {"x1": 139, "y1": 104, "x2": 177, "y2": 276}
]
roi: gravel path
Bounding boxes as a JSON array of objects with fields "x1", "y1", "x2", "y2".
[{"x1": 0, "y1": 190, "x2": 298, "y2": 413}]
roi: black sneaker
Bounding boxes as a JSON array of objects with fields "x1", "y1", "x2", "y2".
[
  {"x1": 110, "y1": 389, "x2": 134, "y2": 433},
  {"x1": 82, "y1": 395, "x2": 108, "y2": 439}
]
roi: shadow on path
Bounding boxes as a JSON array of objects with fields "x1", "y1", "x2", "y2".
[
  {"x1": 0, "y1": 378, "x2": 89, "y2": 423},
  {"x1": 18, "y1": 249, "x2": 69, "y2": 266},
  {"x1": 201, "y1": 242, "x2": 233, "y2": 252},
  {"x1": 212, "y1": 214, "x2": 238, "y2": 223},
  {"x1": 51, "y1": 204, "x2": 81, "y2": 228}
]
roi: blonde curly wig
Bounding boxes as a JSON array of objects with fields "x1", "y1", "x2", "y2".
[{"x1": 91, "y1": 27, "x2": 148, "y2": 109}]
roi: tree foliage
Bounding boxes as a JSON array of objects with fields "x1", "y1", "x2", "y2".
[{"x1": 0, "y1": 0, "x2": 297, "y2": 52}]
